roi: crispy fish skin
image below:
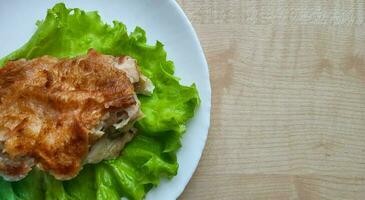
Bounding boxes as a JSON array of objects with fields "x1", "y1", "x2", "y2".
[{"x1": 0, "y1": 49, "x2": 141, "y2": 181}]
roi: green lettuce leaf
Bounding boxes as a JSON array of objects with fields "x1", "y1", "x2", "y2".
[{"x1": 0, "y1": 3, "x2": 199, "y2": 200}]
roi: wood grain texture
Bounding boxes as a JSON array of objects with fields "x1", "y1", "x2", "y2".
[{"x1": 176, "y1": 0, "x2": 365, "y2": 199}]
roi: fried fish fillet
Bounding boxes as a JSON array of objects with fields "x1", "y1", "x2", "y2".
[{"x1": 0, "y1": 49, "x2": 153, "y2": 181}]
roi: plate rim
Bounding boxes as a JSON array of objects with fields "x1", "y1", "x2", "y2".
[{"x1": 169, "y1": 0, "x2": 212, "y2": 199}]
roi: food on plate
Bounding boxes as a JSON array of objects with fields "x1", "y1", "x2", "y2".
[
  {"x1": 0, "y1": 3, "x2": 199, "y2": 200},
  {"x1": 0, "y1": 49, "x2": 153, "y2": 181}
]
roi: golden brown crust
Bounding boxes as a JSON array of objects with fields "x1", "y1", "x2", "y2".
[
  {"x1": 0, "y1": 161, "x2": 32, "y2": 178},
  {"x1": 0, "y1": 49, "x2": 136, "y2": 179}
]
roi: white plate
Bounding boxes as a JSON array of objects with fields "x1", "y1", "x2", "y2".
[{"x1": 0, "y1": 0, "x2": 211, "y2": 199}]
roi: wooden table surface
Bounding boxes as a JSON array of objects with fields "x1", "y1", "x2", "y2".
[{"x1": 177, "y1": 1, "x2": 365, "y2": 199}]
